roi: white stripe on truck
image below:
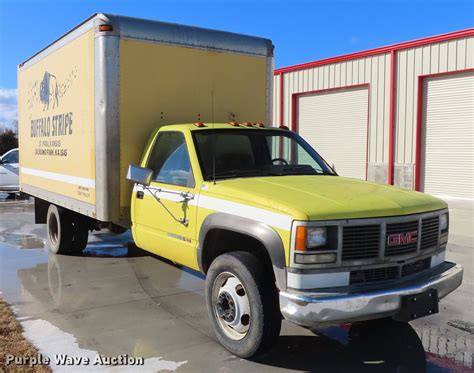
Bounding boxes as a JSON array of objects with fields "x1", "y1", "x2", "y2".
[
  {"x1": 198, "y1": 194, "x2": 293, "y2": 231},
  {"x1": 21, "y1": 167, "x2": 96, "y2": 188},
  {"x1": 287, "y1": 271, "x2": 350, "y2": 289},
  {"x1": 134, "y1": 185, "x2": 293, "y2": 231}
]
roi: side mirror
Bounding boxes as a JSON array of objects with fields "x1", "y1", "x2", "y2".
[{"x1": 126, "y1": 164, "x2": 153, "y2": 186}]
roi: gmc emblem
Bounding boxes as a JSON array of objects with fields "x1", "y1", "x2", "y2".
[{"x1": 387, "y1": 231, "x2": 418, "y2": 246}]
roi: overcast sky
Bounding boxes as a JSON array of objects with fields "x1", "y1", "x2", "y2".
[{"x1": 0, "y1": 0, "x2": 473, "y2": 124}]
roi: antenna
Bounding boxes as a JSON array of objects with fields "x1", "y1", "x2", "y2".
[{"x1": 211, "y1": 90, "x2": 216, "y2": 185}]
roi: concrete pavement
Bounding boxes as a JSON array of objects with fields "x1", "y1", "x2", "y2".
[{"x1": 0, "y1": 199, "x2": 472, "y2": 372}]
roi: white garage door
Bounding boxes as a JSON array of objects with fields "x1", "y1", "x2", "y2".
[
  {"x1": 421, "y1": 71, "x2": 474, "y2": 200},
  {"x1": 297, "y1": 86, "x2": 369, "y2": 179}
]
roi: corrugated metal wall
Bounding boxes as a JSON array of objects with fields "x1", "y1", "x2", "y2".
[
  {"x1": 274, "y1": 54, "x2": 392, "y2": 183},
  {"x1": 274, "y1": 34, "x2": 474, "y2": 188},
  {"x1": 394, "y1": 36, "x2": 474, "y2": 188}
]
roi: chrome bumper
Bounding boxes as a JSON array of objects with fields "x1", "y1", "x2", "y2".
[{"x1": 279, "y1": 262, "x2": 463, "y2": 327}]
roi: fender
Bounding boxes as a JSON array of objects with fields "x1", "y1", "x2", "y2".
[{"x1": 198, "y1": 212, "x2": 287, "y2": 291}]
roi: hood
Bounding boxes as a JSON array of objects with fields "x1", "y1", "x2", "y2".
[{"x1": 205, "y1": 175, "x2": 447, "y2": 221}]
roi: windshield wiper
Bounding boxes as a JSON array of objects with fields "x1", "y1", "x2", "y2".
[
  {"x1": 267, "y1": 165, "x2": 324, "y2": 176},
  {"x1": 209, "y1": 166, "x2": 333, "y2": 180},
  {"x1": 280, "y1": 168, "x2": 324, "y2": 176},
  {"x1": 211, "y1": 169, "x2": 276, "y2": 180}
]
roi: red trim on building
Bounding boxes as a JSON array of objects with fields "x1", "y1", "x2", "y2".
[
  {"x1": 414, "y1": 74, "x2": 424, "y2": 192},
  {"x1": 274, "y1": 28, "x2": 474, "y2": 75},
  {"x1": 291, "y1": 92, "x2": 298, "y2": 132},
  {"x1": 388, "y1": 50, "x2": 396, "y2": 185},
  {"x1": 291, "y1": 84, "x2": 370, "y2": 180},
  {"x1": 414, "y1": 68, "x2": 474, "y2": 191},
  {"x1": 278, "y1": 72, "x2": 285, "y2": 158},
  {"x1": 279, "y1": 72, "x2": 284, "y2": 125}
]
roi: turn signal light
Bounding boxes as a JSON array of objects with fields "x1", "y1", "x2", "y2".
[
  {"x1": 194, "y1": 122, "x2": 206, "y2": 127},
  {"x1": 229, "y1": 121, "x2": 240, "y2": 127},
  {"x1": 256, "y1": 122, "x2": 265, "y2": 128},
  {"x1": 295, "y1": 226, "x2": 307, "y2": 251},
  {"x1": 99, "y1": 24, "x2": 113, "y2": 32},
  {"x1": 279, "y1": 125, "x2": 289, "y2": 130},
  {"x1": 243, "y1": 122, "x2": 254, "y2": 127}
]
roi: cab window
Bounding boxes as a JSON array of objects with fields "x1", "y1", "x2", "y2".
[{"x1": 147, "y1": 132, "x2": 195, "y2": 188}]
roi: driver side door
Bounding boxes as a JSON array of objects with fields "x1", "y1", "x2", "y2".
[{"x1": 133, "y1": 131, "x2": 199, "y2": 270}]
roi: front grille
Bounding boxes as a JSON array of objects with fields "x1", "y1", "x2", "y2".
[
  {"x1": 421, "y1": 217, "x2": 439, "y2": 250},
  {"x1": 402, "y1": 258, "x2": 431, "y2": 277},
  {"x1": 342, "y1": 225, "x2": 380, "y2": 260},
  {"x1": 340, "y1": 215, "x2": 441, "y2": 262},
  {"x1": 350, "y1": 258, "x2": 432, "y2": 285},
  {"x1": 385, "y1": 220, "x2": 419, "y2": 256}
]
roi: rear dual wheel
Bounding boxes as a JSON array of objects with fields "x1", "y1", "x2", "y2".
[
  {"x1": 205, "y1": 251, "x2": 281, "y2": 358},
  {"x1": 46, "y1": 205, "x2": 90, "y2": 255}
]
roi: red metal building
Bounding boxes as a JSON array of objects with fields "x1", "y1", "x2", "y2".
[{"x1": 274, "y1": 29, "x2": 474, "y2": 205}]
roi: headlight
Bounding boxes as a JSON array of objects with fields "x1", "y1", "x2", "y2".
[
  {"x1": 307, "y1": 227, "x2": 327, "y2": 248},
  {"x1": 440, "y1": 213, "x2": 449, "y2": 232}
]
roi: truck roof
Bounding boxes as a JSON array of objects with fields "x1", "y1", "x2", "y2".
[{"x1": 20, "y1": 13, "x2": 273, "y2": 68}]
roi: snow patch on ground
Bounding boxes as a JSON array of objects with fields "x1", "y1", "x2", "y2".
[{"x1": 21, "y1": 319, "x2": 187, "y2": 372}]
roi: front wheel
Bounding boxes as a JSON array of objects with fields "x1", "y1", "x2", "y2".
[{"x1": 205, "y1": 251, "x2": 281, "y2": 358}]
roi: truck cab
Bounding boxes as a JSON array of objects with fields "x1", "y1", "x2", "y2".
[{"x1": 127, "y1": 122, "x2": 463, "y2": 358}]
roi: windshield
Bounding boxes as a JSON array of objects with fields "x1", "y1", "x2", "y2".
[{"x1": 192, "y1": 129, "x2": 335, "y2": 181}]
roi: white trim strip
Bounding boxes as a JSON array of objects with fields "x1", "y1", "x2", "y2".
[
  {"x1": 135, "y1": 185, "x2": 194, "y2": 203},
  {"x1": 21, "y1": 167, "x2": 96, "y2": 188},
  {"x1": 287, "y1": 272, "x2": 350, "y2": 289},
  {"x1": 135, "y1": 185, "x2": 293, "y2": 231},
  {"x1": 198, "y1": 194, "x2": 292, "y2": 231}
]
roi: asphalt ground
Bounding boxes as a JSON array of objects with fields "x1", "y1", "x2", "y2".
[{"x1": 0, "y1": 196, "x2": 472, "y2": 372}]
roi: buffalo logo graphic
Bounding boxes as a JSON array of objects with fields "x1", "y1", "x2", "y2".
[
  {"x1": 40, "y1": 72, "x2": 59, "y2": 110},
  {"x1": 26, "y1": 66, "x2": 78, "y2": 112}
]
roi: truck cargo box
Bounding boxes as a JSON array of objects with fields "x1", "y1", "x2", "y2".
[{"x1": 18, "y1": 13, "x2": 273, "y2": 226}]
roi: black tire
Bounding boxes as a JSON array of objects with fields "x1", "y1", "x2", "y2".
[
  {"x1": 70, "y1": 214, "x2": 90, "y2": 254},
  {"x1": 205, "y1": 251, "x2": 281, "y2": 358},
  {"x1": 46, "y1": 204, "x2": 73, "y2": 254},
  {"x1": 110, "y1": 224, "x2": 127, "y2": 235}
]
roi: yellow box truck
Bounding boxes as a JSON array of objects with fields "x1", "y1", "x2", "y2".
[
  {"x1": 19, "y1": 12, "x2": 272, "y2": 231},
  {"x1": 19, "y1": 13, "x2": 462, "y2": 359}
]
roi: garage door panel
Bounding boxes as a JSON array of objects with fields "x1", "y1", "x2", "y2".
[
  {"x1": 421, "y1": 71, "x2": 474, "y2": 200},
  {"x1": 297, "y1": 87, "x2": 369, "y2": 180}
]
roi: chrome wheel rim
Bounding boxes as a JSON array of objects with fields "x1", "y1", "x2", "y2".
[{"x1": 212, "y1": 271, "x2": 250, "y2": 340}]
